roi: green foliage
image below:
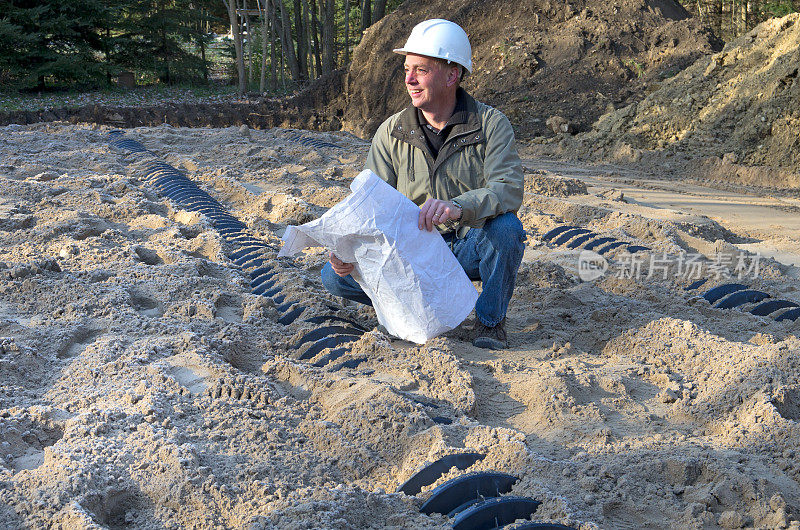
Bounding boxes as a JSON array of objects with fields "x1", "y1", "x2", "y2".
[
  {"x1": 623, "y1": 58, "x2": 645, "y2": 79},
  {"x1": 0, "y1": 0, "x2": 403, "y2": 94},
  {"x1": 0, "y1": 13, "x2": 34, "y2": 89},
  {"x1": 679, "y1": 0, "x2": 797, "y2": 41},
  {"x1": 761, "y1": 0, "x2": 796, "y2": 17},
  {"x1": 114, "y1": 0, "x2": 215, "y2": 84},
  {"x1": 1, "y1": 0, "x2": 112, "y2": 90},
  {"x1": 0, "y1": 0, "x2": 220, "y2": 91}
]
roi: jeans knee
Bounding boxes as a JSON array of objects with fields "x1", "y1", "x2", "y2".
[
  {"x1": 320, "y1": 262, "x2": 344, "y2": 296},
  {"x1": 485, "y1": 212, "x2": 526, "y2": 254}
]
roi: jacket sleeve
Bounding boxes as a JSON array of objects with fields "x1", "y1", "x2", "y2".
[
  {"x1": 452, "y1": 112, "x2": 523, "y2": 227},
  {"x1": 364, "y1": 119, "x2": 398, "y2": 188}
]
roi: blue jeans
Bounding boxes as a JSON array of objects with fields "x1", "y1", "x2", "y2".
[{"x1": 320, "y1": 212, "x2": 526, "y2": 327}]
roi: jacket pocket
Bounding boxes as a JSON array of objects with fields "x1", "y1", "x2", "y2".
[
  {"x1": 395, "y1": 147, "x2": 414, "y2": 198},
  {"x1": 449, "y1": 150, "x2": 485, "y2": 192}
]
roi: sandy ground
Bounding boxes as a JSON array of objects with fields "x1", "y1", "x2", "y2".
[
  {"x1": 1, "y1": 122, "x2": 799, "y2": 529},
  {"x1": 521, "y1": 158, "x2": 800, "y2": 270}
]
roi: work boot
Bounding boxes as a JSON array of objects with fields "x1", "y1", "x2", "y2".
[{"x1": 472, "y1": 318, "x2": 507, "y2": 349}]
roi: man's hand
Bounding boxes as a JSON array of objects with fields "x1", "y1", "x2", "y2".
[
  {"x1": 329, "y1": 252, "x2": 354, "y2": 277},
  {"x1": 418, "y1": 198, "x2": 462, "y2": 232}
]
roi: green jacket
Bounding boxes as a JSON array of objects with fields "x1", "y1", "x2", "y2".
[{"x1": 364, "y1": 89, "x2": 524, "y2": 233}]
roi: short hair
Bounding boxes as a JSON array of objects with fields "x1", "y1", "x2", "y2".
[{"x1": 434, "y1": 58, "x2": 466, "y2": 83}]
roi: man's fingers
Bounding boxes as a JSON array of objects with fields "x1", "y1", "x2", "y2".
[
  {"x1": 431, "y1": 204, "x2": 449, "y2": 226},
  {"x1": 420, "y1": 204, "x2": 433, "y2": 231},
  {"x1": 333, "y1": 264, "x2": 353, "y2": 277},
  {"x1": 418, "y1": 200, "x2": 433, "y2": 230},
  {"x1": 418, "y1": 200, "x2": 458, "y2": 231},
  {"x1": 425, "y1": 206, "x2": 438, "y2": 231},
  {"x1": 329, "y1": 252, "x2": 354, "y2": 277},
  {"x1": 331, "y1": 261, "x2": 353, "y2": 277}
]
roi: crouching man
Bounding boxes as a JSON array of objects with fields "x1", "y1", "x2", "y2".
[{"x1": 321, "y1": 19, "x2": 525, "y2": 349}]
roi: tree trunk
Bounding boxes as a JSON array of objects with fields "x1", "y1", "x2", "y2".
[
  {"x1": 274, "y1": 0, "x2": 302, "y2": 81},
  {"x1": 269, "y1": 0, "x2": 277, "y2": 90},
  {"x1": 310, "y1": 0, "x2": 323, "y2": 76},
  {"x1": 301, "y1": 0, "x2": 313, "y2": 78},
  {"x1": 223, "y1": 0, "x2": 246, "y2": 94},
  {"x1": 294, "y1": 0, "x2": 309, "y2": 80},
  {"x1": 196, "y1": 6, "x2": 209, "y2": 84},
  {"x1": 723, "y1": 0, "x2": 734, "y2": 39},
  {"x1": 245, "y1": 0, "x2": 254, "y2": 87},
  {"x1": 322, "y1": 0, "x2": 335, "y2": 73},
  {"x1": 372, "y1": 0, "x2": 385, "y2": 24},
  {"x1": 713, "y1": 0, "x2": 723, "y2": 40},
  {"x1": 360, "y1": 0, "x2": 371, "y2": 32},
  {"x1": 280, "y1": 31, "x2": 286, "y2": 89},
  {"x1": 200, "y1": 33, "x2": 208, "y2": 84},
  {"x1": 693, "y1": 0, "x2": 703, "y2": 22},
  {"x1": 158, "y1": 1, "x2": 169, "y2": 84},
  {"x1": 344, "y1": 0, "x2": 350, "y2": 65},
  {"x1": 258, "y1": 0, "x2": 267, "y2": 91},
  {"x1": 105, "y1": 26, "x2": 112, "y2": 85},
  {"x1": 745, "y1": 0, "x2": 753, "y2": 33}
]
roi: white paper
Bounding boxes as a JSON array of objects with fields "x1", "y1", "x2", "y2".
[{"x1": 279, "y1": 169, "x2": 478, "y2": 344}]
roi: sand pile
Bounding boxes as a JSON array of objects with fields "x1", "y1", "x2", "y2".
[
  {"x1": 1, "y1": 122, "x2": 800, "y2": 528},
  {"x1": 574, "y1": 13, "x2": 800, "y2": 185},
  {"x1": 337, "y1": 0, "x2": 720, "y2": 139}
]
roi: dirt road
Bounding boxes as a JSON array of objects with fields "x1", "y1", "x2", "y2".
[{"x1": 523, "y1": 157, "x2": 800, "y2": 272}]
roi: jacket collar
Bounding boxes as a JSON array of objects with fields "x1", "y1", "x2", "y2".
[
  {"x1": 416, "y1": 87, "x2": 470, "y2": 132},
  {"x1": 391, "y1": 88, "x2": 483, "y2": 152}
]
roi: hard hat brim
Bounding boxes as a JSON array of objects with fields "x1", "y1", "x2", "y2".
[{"x1": 392, "y1": 48, "x2": 472, "y2": 73}]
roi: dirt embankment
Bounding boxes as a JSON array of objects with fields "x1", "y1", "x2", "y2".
[
  {"x1": 0, "y1": 71, "x2": 345, "y2": 131},
  {"x1": 338, "y1": 0, "x2": 721, "y2": 139},
  {"x1": 567, "y1": 13, "x2": 800, "y2": 185}
]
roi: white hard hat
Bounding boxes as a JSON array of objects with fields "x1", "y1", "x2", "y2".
[{"x1": 393, "y1": 19, "x2": 473, "y2": 73}]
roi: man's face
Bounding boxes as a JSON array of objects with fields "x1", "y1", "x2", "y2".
[{"x1": 403, "y1": 53, "x2": 455, "y2": 111}]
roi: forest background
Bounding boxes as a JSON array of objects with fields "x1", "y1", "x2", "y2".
[{"x1": 0, "y1": 0, "x2": 798, "y2": 98}]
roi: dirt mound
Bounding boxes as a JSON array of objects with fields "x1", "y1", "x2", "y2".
[
  {"x1": 0, "y1": 97, "x2": 342, "y2": 131},
  {"x1": 338, "y1": 0, "x2": 720, "y2": 139},
  {"x1": 0, "y1": 73, "x2": 345, "y2": 131},
  {"x1": 578, "y1": 13, "x2": 800, "y2": 175}
]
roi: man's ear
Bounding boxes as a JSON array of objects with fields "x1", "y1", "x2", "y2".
[{"x1": 446, "y1": 66, "x2": 460, "y2": 87}]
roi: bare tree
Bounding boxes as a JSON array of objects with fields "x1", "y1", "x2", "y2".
[
  {"x1": 322, "y1": 0, "x2": 336, "y2": 73},
  {"x1": 372, "y1": 0, "x2": 385, "y2": 24},
  {"x1": 273, "y1": 0, "x2": 302, "y2": 81},
  {"x1": 301, "y1": 0, "x2": 313, "y2": 78},
  {"x1": 309, "y1": 0, "x2": 323, "y2": 75},
  {"x1": 294, "y1": 0, "x2": 309, "y2": 80},
  {"x1": 244, "y1": 0, "x2": 254, "y2": 87},
  {"x1": 344, "y1": 0, "x2": 350, "y2": 65},
  {"x1": 222, "y1": 0, "x2": 246, "y2": 94},
  {"x1": 360, "y1": 0, "x2": 371, "y2": 32},
  {"x1": 256, "y1": 0, "x2": 268, "y2": 92}
]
